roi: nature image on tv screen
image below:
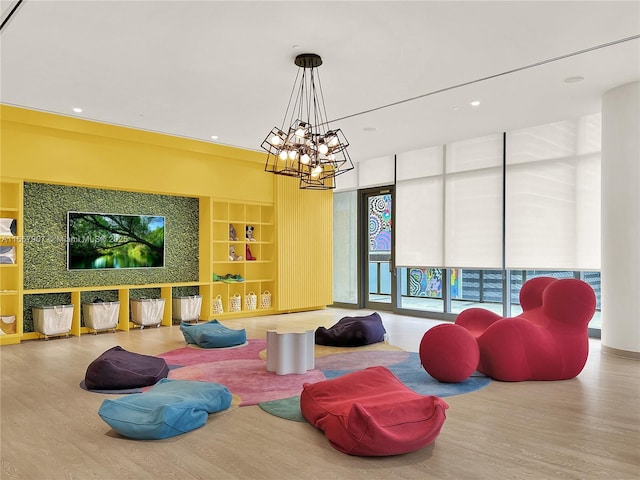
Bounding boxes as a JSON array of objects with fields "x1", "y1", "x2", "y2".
[{"x1": 67, "y1": 212, "x2": 165, "y2": 270}]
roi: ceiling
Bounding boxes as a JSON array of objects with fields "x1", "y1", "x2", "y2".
[{"x1": 1, "y1": 0, "x2": 639, "y2": 163}]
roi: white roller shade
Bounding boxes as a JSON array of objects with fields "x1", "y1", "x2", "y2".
[
  {"x1": 395, "y1": 146, "x2": 444, "y2": 267},
  {"x1": 444, "y1": 134, "x2": 504, "y2": 268},
  {"x1": 395, "y1": 176, "x2": 444, "y2": 267},
  {"x1": 357, "y1": 155, "x2": 395, "y2": 188},
  {"x1": 396, "y1": 146, "x2": 443, "y2": 181},
  {"x1": 505, "y1": 114, "x2": 601, "y2": 270},
  {"x1": 333, "y1": 163, "x2": 358, "y2": 192}
]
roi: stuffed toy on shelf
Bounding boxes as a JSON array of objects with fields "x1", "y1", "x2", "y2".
[
  {"x1": 229, "y1": 245, "x2": 242, "y2": 261},
  {"x1": 229, "y1": 224, "x2": 239, "y2": 241},
  {"x1": 246, "y1": 225, "x2": 256, "y2": 241}
]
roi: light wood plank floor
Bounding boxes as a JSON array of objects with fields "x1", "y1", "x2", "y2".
[{"x1": 1, "y1": 308, "x2": 638, "y2": 480}]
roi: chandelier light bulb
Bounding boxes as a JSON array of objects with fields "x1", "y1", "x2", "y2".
[
  {"x1": 318, "y1": 143, "x2": 329, "y2": 155},
  {"x1": 279, "y1": 150, "x2": 288, "y2": 160},
  {"x1": 288, "y1": 150, "x2": 298, "y2": 160},
  {"x1": 271, "y1": 135, "x2": 281, "y2": 146},
  {"x1": 328, "y1": 136, "x2": 339, "y2": 147},
  {"x1": 295, "y1": 122, "x2": 308, "y2": 137},
  {"x1": 301, "y1": 153, "x2": 310, "y2": 164},
  {"x1": 312, "y1": 165, "x2": 323, "y2": 177}
]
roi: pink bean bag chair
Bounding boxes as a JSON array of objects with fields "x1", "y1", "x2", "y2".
[
  {"x1": 420, "y1": 277, "x2": 596, "y2": 382},
  {"x1": 300, "y1": 366, "x2": 449, "y2": 456}
]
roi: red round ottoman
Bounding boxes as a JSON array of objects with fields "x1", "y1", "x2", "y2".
[{"x1": 419, "y1": 323, "x2": 479, "y2": 383}]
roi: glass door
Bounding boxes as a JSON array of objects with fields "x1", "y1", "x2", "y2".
[{"x1": 362, "y1": 188, "x2": 394, "y2": 310}]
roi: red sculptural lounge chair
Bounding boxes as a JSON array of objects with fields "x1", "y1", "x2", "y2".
[{"x1": 420, "y1": 277, "x2": 597, "y2": 382}]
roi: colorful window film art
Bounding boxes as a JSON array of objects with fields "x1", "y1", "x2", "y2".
[
  {"x1": 409, "y1": 268, "x2": 461, "y2": 298},
  {"x1": 368, "y1": 194, "x2": 391, "y2": 252}
]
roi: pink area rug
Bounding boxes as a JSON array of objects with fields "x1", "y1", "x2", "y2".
[
  {"x1": 167, "y1": 359, "x2": 325, "y2": 406},
  {"x1": 158, "y1": 339, "x2": 326, "y2": 406},
  {"x1": 156, "y1": 339, "x2": 490, "y2": 407},
  {"x1": 159, "y1": 339, "x2": 266, "y2": 367}
]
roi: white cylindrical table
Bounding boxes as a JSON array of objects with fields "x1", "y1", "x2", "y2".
[{"x1": 266, "y1": 329, "x2": 315, "y2": 375}]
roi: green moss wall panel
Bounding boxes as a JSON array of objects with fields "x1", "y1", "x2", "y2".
[{"x1": 23, "y1": 183, "x2": 199, "y2": 289}]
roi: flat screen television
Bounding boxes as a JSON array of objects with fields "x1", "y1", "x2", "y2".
[{"x1": 67, "y1": 211, "x2": 165, "y2": 270}]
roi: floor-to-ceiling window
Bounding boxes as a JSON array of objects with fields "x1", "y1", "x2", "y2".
[{"x1": 333, "y1": 113, "x2": 602, "y2": 336}]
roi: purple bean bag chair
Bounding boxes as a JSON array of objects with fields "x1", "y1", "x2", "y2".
[
  {"x1": 84, "y1": 346, "x2": 170, "y2": 390},
  {"x1": 315, "y1": 312, "x2": 386, "y2": 347}
]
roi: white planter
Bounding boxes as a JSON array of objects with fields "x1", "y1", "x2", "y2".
[
  {"x1": 172, "y1": 295, "x2": 202, "y2": 322},
  {"x1": 33, "y1": 305, "x2": 73, "y2": 339},
  {"x1": 83, "y1": 301, "x2": 119, "y2": 333},
  {"x1": 130, "y1": 298, "x2": 165, "y2": 328}
]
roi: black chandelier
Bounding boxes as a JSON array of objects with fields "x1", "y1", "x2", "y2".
[{"x1": 261, "y1": 53, "x2": 354, "y2": 190}]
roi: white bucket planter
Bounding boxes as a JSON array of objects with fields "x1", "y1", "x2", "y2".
[
  {"x1": 33, "y1": 305, "x2": 73, "y2": 340},
  {"x1": 130, "y1": 298, "x2": 165, "y2": 329},
  {"x1": 83, "y1": 301, "x2": 120, "y2": 333},
  {"x1": 172, "y1": 295, "x2": 202, "y2": 323}
]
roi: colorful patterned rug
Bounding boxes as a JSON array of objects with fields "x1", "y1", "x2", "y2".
[{"x1": 154, "y1": 339, "x2": 490, "y2": 410}]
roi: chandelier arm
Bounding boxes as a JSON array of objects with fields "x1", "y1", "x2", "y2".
[
  {"x1": 281, "y1": 68, "x2": 302, "y2": 130},
  {"x1": 297, "y1": 68, "x2": 309, "y2": 127},
  {"x1": 311, "y1": 69, "x2": 324, "y2": 136},
  {"x1": 314, "y1": 69, "x2": 330, "y2": 134}
]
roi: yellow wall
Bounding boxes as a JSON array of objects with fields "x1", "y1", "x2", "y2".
[
  {"x1": 0, "y1": 105, "x2": 333, "y2": 329},
  {"x1": 1, "y1": 105, "x2": 273, "y2": 201}
]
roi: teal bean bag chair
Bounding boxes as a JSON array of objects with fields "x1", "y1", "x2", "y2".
[
  {"x1": 179, "y1": 319, "x2": 247, "y2": 348},
  {"x1": 98, "y1": 378, "x2": 232, "y2": 439}
]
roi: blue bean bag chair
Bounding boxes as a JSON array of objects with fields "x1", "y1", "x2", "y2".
[
  {"x1": 84, "y1": 346, "x2": 170, "y2": 390},
  {"x1": 315, "y1": 312, "x2": 386, "y2": 347},
  {"x1": 300, "y1": 366, "x2": 449, "y2": 456},
  {"x1": 98, "y1": 378, "x2": 232, "y2": 439},
  {"x1": 180, "y1": 320, "x2": 247, "y2": 348}
]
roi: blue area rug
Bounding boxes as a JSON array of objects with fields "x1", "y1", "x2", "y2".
[{"x1": 259, "y1": 351, "x2": 490, "y2": 422}]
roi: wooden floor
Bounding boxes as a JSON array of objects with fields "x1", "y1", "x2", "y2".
[{"x1": 1, "y1": 308, "x2": 638, "y2": 480}]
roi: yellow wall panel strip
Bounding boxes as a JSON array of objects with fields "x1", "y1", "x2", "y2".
[{"x1": 276, "y1": 175, "x2": 333, "y2": 311}]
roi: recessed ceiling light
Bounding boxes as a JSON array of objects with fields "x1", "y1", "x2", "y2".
[
  {"x1": 470, "y1": 101, "x2": 480, "y2": 107},
  {"x1": 210, "y1": 135, "x2": 219, "y2": 140},
  {"x1": 363, "y1": 127, "x2": 377, "y2": 132},
  {"x1": 452, "y1": 106, "x2": 460, "y2": 110},
  {"x1": 564, "y1": 76, "x2": 584, "y2": 84},
  {"x1": 72, "y1": 107, "x2": 83, "y2": 113}
]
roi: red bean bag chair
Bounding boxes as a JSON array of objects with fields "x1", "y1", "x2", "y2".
[
  {"x1": 300, "y1": 366, "x2": 448, "y2": 456},
  {"x1": 314, "y1": 312, "x2": 386, "y2": 347},
  {"x1": 420, "y1": 277, "x2": 597, "y2": 382}
]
